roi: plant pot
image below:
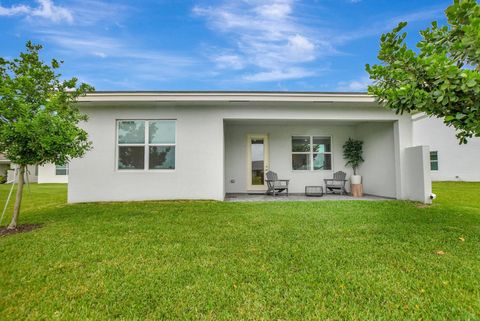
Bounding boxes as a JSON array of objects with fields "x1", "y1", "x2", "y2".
[{"x1": 351, "y1": 175, "x2": 362, "y2": 185}]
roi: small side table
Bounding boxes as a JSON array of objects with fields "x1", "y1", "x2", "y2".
[
  {"x1": 305, "y1": 186, "x2": 324, "y2": 197},
  {"x1": 351, "y1": 184, "x2": 363, "y2": 197}
]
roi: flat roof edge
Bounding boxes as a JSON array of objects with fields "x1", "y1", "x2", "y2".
[
  {"x1": 89, "y1": 90, "x2": 370, "y2": 95},
  {"x1": 78, "y1": 91, "x2": 377, "y2": 103}
]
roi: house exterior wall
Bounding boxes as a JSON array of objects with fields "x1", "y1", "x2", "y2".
[
  {"x1": 6, "y1": 164, "x2": 38, "y2": 183},
  {"x1": 37, "y1": 163, "x2": 68, "y2": 184},
  {"x1": 355, "y1": 122, "x2": 397, "y2": 198},
  {"x1": 413, "y1": 116, "x2": 480, "y2": 181},
  {"x1": 405, "y1": 146, "x2": 432, "y2": 203},
  {"x1": 69, "y1": 100, "x2": 417, "y2": 203},
  {"x1": 69, "y1": 105, "x2": 224, "y2": 203}
]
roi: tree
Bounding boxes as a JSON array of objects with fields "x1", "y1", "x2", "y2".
[
  {"x1": 366, "y1": 0, "x2": 480, "y2": 144},
  {"x1": 343, "y1": 138, "x2": 364, "y2": 175},
  {"x1": 0, "y1": 42, "x2": 94, "y2": 229}
]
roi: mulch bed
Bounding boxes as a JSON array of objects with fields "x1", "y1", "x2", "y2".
[{"x1": 0, "y1": 224, "x2": 43, "y2": 236}]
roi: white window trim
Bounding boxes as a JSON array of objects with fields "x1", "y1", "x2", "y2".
[
  {"x1": 291, "y1": 135, "x2": 333, "y2": 171},
  {"x1": 116, "y1": 119, "x2": 177, "y2": 172}
]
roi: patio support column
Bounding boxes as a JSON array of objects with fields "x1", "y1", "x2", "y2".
[{"x1": 393, "y1": 118, "x2": 413, "y2": 200}]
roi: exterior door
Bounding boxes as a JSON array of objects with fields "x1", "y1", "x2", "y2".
[{"x1": 246, "y1": 134, "x2": 269, "y2": 191}]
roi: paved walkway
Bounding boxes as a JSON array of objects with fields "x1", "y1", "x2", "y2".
[{"x1": 224, "y1": 193, "x2": 393, "y2": 202}]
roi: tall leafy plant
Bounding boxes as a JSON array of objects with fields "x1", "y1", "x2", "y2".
[
  {"x1": 0, "y1": 42, "x2": 94, "y2": 229},
  {"x1": 343, "y1": 138, "x2": 364, "y2": 175},
  {"x1": 366, "y1": 0, "x2": 480, "y2": 144}
]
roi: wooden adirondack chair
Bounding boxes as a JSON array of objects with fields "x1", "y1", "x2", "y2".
[
  {"x1": 265, "y1": 171, "x2": 290, "y2": 196},
  {"x1": 324, "y1": 171, "x2": 348, "y2": 195}
]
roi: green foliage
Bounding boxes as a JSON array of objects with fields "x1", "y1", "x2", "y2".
[
  {"x1": 0, "y1": 183, "x2": 480, "y2": 319},
  {"x1": 343, "y1": 138, "x2": 364, "y2": 175},
  {"x1": 0, "y1": 41, "x2": 94, "y2": 166},
  {"x1": 366, "y1": 0, "x2": 480, "y2": 144}
]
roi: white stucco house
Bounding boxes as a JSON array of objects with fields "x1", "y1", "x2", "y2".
[
  {"x1": 67, "y1": 91, "x2": 432, "y2": 204},
  {"x1": 413, "y1": 114, "x2": 480, "y2": 182},
  {"x1": 4, "y1": 161, "x2": 68, "y2": 184},
  {"x1": 2, "y1": 156, "x2": 38, "y2": 183},
  {"x1": 37, "y1": 163, "x2": 69, "y2": 184}
]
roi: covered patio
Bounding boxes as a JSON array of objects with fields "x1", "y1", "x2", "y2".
[
  {"x1": 223, "y1": 119, "x2": 399, "y2": 200},
  {"x1": 224, "y1": 193, "x2": 394, "y2": 202}
]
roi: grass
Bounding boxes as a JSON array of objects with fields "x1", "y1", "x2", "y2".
[{"x1": 0, "y1": 182, "x2": 479, "y2": 320}]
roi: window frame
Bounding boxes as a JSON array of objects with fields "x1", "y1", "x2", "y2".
[
  {"x1": 430, "y1": 150, "x2": 439, "y2": 172},
  {"x1": 116, "y1": 119, "x2": 176, "y2": 172},
  {"x1": 55, "y1": 163, "x2": 69, "y2": 176},
  {"x1": 291, "y1": 135, "x2": 333, "y2": 171}
]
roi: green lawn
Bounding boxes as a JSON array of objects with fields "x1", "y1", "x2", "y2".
[{"x1": 0, "y1": 183, "x2": 479, "y2": 320}]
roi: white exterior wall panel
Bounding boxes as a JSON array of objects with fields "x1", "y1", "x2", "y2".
[
  {"x1": 413, "y1": 116, "x2": 480, "y2": 181},
  {"x1": 37, "y1": 163, "x2": 68, "y2": 184},
  {"x1": 69, "y1": 105, "x2": 224, "y2": 203},
  {"x1": 355, "y1": 122, "x2": 397, "y2": 198},
  {"x1": 405, "y1": 146, "x2": 432, "y2": 204}
]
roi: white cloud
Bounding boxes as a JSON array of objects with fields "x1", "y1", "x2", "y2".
[
  {"x1": 66, "y1": 0, "x2": 130, "y2": 27},
  {"x1": 287, "y1": 34, "x2": 315, "y2": 60},
  {"x1": 337, "y1": 76, "x2": 371, "y2": 91},
  {"x1": 34, "y1": 30, "x2": 198, "y2": 87},
  {"x1": 254, "y1": 3, "x2": 292, "y2": 19},
  {"x1": 0, "y1": 0, "x2": 73, "y2": 23},
  {"x1": 193, "y1": 0, "x2": 328, "y2": 82},
  {"x1": 92, "y1": 51, "x2": 107, "y2": 58},
  {"x1": 38, "y1": 31, "x2": 121, "y2": 55},
  {"x1": 0, "y1": 4, "x2": 29, "y2": 16},
  {"x1": 243, "y1": 68, "x2": 314, "y2": 82},
  {"x1": 38, "y1": 30, "x2": 194, "y2": 65},
  {"x1": 337, "y1": 6, "x2": 445, "y2": 43},
  {"x1": 213, "y1": 54, "x2": 245, "y2": 70}
]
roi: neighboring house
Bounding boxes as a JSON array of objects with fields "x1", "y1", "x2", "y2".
[
  {"x1": 0, "y1": 154, "x2": 67, "y2": 184},
  {"x1": 68, "y1": 91, "x2": 432, "y2": 204},
  {"x1": 0, "y1": 154, "x2": 10, "y2": 182},
  {"x1": 37, "y1": 163, "x2": 69, "y2": 184},
  {"x1": 413, "y1": 115, "x2": 480, "y2": 181},
  {"x1": 5, "y1": 163, "x2": 38, "y2": 183}
]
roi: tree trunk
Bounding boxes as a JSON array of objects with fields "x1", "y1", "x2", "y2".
[{"x1": 7, "y1": 166, "x2": 25, "y2": 230}]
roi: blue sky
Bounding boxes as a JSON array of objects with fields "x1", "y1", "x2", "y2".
[{"x1": 0, "y1": 0, "x2": 450, "y2": 91}]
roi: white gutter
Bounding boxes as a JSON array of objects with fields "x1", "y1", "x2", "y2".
[{"x1": 78, "y1": 91, "x2": 377, "y2": 103}]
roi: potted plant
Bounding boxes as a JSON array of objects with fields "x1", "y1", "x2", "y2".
[{"x1": 343, "y1": 138, "x2": 364, "y2": 185}]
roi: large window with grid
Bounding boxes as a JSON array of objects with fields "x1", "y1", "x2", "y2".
[
  {"x1": 117, "y1": 120, "x2": 176, "y2": 170},
  {"x1": 292, "y1": 136, "x2": 332, "y2": 170}
]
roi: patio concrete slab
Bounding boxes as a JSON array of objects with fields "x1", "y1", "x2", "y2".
[{"x1": 224, "y1": 193, "x2": 393, "y2": 202}]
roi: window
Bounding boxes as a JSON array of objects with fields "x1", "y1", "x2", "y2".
[
  {"x1": 292, "y1": 136, "x2": 332, "y2": 170},
  {"x1": 56, "y1": 164, "x2": 69, "y2": 175},
  {"x1": 430, "y1": 151, "x2": 439, "y2": 171},
  {"x1": 117, "y1": 120, "x2": 176, "y2": 170}
]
